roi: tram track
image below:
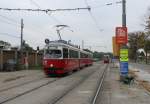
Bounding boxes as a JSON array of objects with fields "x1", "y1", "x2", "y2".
[
  {"x1": 48, "y1": 72, "x2": 96, "y2": 104},
  {"x1": 92, "y1": 65, "x2": 108, "y2": 104},
  {"x1": 0, "y1": 76, "x2": 45, "y2": 93},
  {"x1": 48, "y1": 64, "x2": 108, "y2": 104},
  {"x1": 0, "y1": 78, "x2": 59, "y2": 104},
  {"x1": 0, "y1": 71, "x2": 45, "y2": 92},
  {"x1": 1, "y1": 63, "x2": 104, "y2": 104}
]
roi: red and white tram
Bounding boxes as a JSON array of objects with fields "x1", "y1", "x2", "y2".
[{"x1": 43, "y1": 40, "x2": 93, "y2": 76}]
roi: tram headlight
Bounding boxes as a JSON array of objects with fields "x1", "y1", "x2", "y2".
[{"x1": 50, "y1": 64, "x2": 54, "y2": 67}]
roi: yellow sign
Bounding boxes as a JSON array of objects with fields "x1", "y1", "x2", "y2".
[
  {"x1": 120, "y1": 49, "x2": 128, "y2": 62},
  {"x1": 112, "y1": 37, "x2": 119, "y2": 56}
]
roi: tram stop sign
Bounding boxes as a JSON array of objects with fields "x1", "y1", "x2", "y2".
[
  {"x1": 116, "y1": 27, "x2": 128, "y2": 44},
  {"x1": 120, "y1": 49, "x2": 128, "y2": 62}
]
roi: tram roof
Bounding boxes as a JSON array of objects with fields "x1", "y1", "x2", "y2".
[{"x1": 45, "y1": 40, "x2": 92, "y2": 55}]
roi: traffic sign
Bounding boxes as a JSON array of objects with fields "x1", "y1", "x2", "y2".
[
  {"x1": 120, "y1": 49, "x2": 128, "y2": 62},
  {"x1": 116, "y1": 27, "x2": 128, "y2": 44},
  {"x1": 120, "y1": 62, "x2": 128, "y2": 75},
  {"x1": 112, "y1": 37, "x2": 120, "y2": 56}
]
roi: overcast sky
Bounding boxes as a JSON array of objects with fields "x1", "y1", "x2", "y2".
[{"x1": 0, "y1": 0, "x2": 150, "y2": 52}]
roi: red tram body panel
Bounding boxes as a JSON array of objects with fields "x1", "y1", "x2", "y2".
[{"x1": 43, "y1": 40, "x2": 93, "y2": 76}]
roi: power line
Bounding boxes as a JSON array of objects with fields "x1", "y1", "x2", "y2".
[
  {"x1": 0, "y1": 7, "x2": 91, "y2": 13},
  {"x1": 84, "y1": 0, "x2": 90, "y2": 7},
  {"x1": 0, "y1": 14, "x2": 53, "y2": 39},
  {"x1": 29, "y1": 0, "x2": 63, "y2": 27},
  {"x1": 28, "y1": 0, "x2": 61, "y2": 39},
  {"x1": 0, "y1": 18, "x2": 18, "y2": 26},
  {"x1": 29, "y1": 0, "x2": 71, "y2": 40},
  {"x1": 23, "y1": 26, "x2": 54, "y2": 40},
  {"x1": 88, "y1": 11, "x2": 102, "y2": 32},
  {"x1": 0, "y1": 14, "x2": 53, "y2": 41},
  {"x1": 93, "y1": 0, "x2": 122, "y2": 8},
  {"x1": 84, "y1": 0, "x2": 103, "y2": 32},
  {"x1": 30, "y1": 0, "x2": 64, "y2": 25},
  {"x1": 84, "y1": 0, "x2": 122, "y2": 32},
  {"x1": 46, "y1": 12, "x2": 64, "y2": 24},
  {"x1": 0, "y1": 32, "x2": 20, "y2": 38},
  {"x1": 30, "y1": 0, "x2": 41, "y2": 8},
  {"x1": 0, "y1": 14, "x2": 19, "y2": 24}
]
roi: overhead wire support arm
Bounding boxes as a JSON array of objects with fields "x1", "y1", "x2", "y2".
[{"x1": 0, "y1": 7, "x2": 91, "y2": 13}]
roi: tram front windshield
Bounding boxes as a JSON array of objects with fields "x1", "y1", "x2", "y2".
[{"x1": 45, "y1": 49, "x2": 62, "y2": 58}]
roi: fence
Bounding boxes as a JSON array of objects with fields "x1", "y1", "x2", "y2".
[{"x1": 0, "y1": 50, "x2": 43, "y2": 71}]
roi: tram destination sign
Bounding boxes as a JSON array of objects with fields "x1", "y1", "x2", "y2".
[{"x1": 116, "y1": 27, "x2": 128, "y2": 44}]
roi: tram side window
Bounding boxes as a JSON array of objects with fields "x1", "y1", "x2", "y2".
[
  {"x1": 69, "y1": 50, "x2": 79, "y2": 58},
  {"x1": 63, "y1": 48, "x2": 68, "y2": 58},
  {"x1": 45, "y1": 49, "x2": 62, "y2": 58},
  {"x1": 89, "y1": 54, "x2": 93, "y2": 58},
  {"x1": 74, "y1": 51, "x2": 79, "y2": 58},
  {"x1": 80, "y1": 52, "x2": 88, "y2": 58},
  {"x1": 80, "y1": 53, "x2": 84, "y2": 58}
]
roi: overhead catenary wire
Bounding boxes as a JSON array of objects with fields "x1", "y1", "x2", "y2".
[
  {"x1": 46, "y1": 12, "x2": 64, "y2": 25},
  {"x1": 0, "y1": 14, "x2": 21, "y2": 27},
  {"x1": 84, "y1": 0, "x2": 103, "y2": 32},
  {"x1": 0, "y1": 18, "x2": 19, "y2": 26},
  {"x1": 30, "y1": 0, "x2": 41, "y2": 8},
  {"x1": 30, "y1": 0, "x2": 63, "y2": 24},
  {"x1": 0, "y1": 14, "x2": 20, "y2": 25},
  {"x1": 0, "y1": 7, "x2": 91, "y2": 13},
  {"x1": 0, "y1": 14, "x2": 54, "y2": 40},
  {"x1": 29, "y1": 0, "x2": 62, "y2": 39},
  {"x1": 0, "y1": 32, "x2": 20, "y2": 38},
  {"x1": 84, "y1": 0, "x2": 122, "y2": 31},
  {"x1": 0, "y1": 14, "x2": 50, "y2": 37},
  {"x1": 29, "y1": 0, "x2": 75, "y2": 41},
  {"x1": 93, "y1": 0, "x2": 122, "y2": 8},
  {"x1": 29, "y1": 0, "x2": 63, "y2": 30},
  {"x1": 1, "y1": 1, "x2": 55, "y2": 41}
]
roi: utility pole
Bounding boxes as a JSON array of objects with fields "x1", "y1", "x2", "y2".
[
  {"x1": 119, "y1": 0, "x2": 129, "y2": 81},
  {"x1": 122, "y1": 0, "x2": 126, "y2": 27},
  {"x1": 20, "y1": 19, "x2": 24, "y2": 68},
  {"x1": 21, "y1": 19, "x2": 24, "y2": 51}
]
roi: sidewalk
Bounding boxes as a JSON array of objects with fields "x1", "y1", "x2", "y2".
[
  {"x1": 129, "y1": 64, "x2": 150, "y2": 92},
  {"x1": 99, "y1": 63, "x2": 150, "y2": 104},
  {"x1": 129, "y1": 64, "x2": 150, "y2": 82}
]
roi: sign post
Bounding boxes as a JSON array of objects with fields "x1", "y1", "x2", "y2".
[{"x1": 115, "y1": 26, "x2": 129, "y2": 80}]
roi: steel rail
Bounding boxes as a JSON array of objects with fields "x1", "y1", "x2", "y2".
[
  {"x1": 49, "y1": 65, "x2": 101, "y2": 104},
  {"x1": 0, "y1": 78, "x2": 59, "y2": 104},
  {"x1": 0, "y1": 65, "x2": 97, "y2": 104},
  {"x1": 92, "y1": 65, "x2": 108, "y2": 104},
  {"x1": 0, "y1": 76, "x2": 45, "y2": 93}
]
